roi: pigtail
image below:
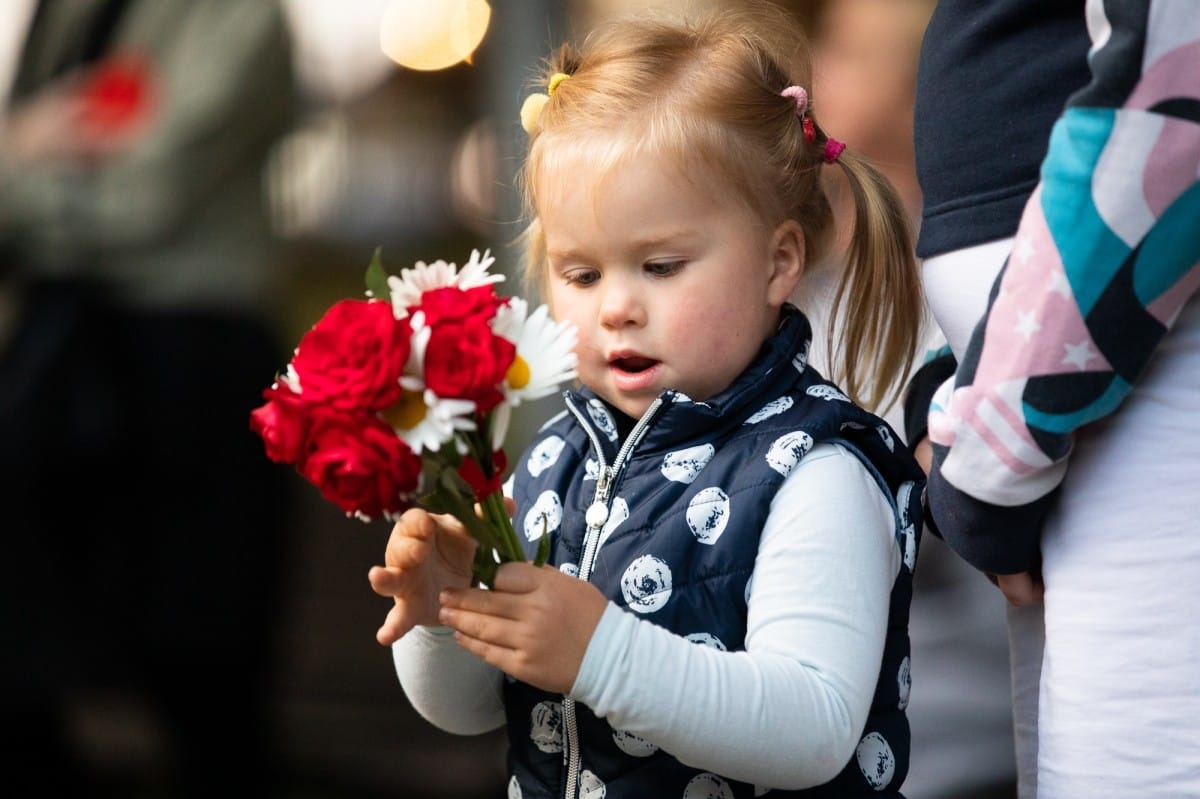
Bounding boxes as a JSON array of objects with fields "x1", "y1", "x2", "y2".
[
  {"x1": 781, "y1": 87, "x2": 924, "y2": 416},
  {"x1": 821, "y1": 145, "x2": 923, "y2": 416}
]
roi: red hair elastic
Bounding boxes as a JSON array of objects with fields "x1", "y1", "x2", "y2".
[{"x1": 802, "y1": 117, "x2": 816, "y2": 144}]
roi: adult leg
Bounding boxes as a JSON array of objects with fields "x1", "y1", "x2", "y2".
[
  {"x1": 1007, "y1": 604, "x2": 1043, "y2": 799},
  {"x1": 1036, "y1": 297, "x2": 1200, "y2": 797}
]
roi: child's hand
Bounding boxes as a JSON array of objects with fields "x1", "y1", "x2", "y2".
[
  {"x1": 438, "y1": 562, "x2": 608, "y2": 695},
  {"x1": 367, "y1": 508, "x2": 478, "y2": 646}
]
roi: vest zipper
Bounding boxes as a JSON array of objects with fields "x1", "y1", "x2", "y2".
[{"x1": 560, "y1": 395, "x2": 664, "y2": 799}]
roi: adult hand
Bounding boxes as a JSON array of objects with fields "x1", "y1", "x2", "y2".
[
  {"x1": 3, "y1": 82, "x2": 90, "y2": 165},
  {"x1": 912, "y1": 435, "x2": 933, "y2": 475},
  {"x1": 367, "y1": 507, "x2": 477, "y2": 646},
  {"x1": 437, "y1": 562, "x2": 609, "y2": 694},
  {"x1": 4, "y1": 62, "x2": 156, "y2": 167},
  {"x1": 987, "y1": 570, "x2": 1044, "y2": 607}
]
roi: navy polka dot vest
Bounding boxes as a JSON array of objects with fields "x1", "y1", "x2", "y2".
[{"x1": 506, "y1": 306, "x2": 924, "y2": 798}]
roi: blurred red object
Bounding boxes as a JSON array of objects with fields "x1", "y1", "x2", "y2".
[{"x1": 79, "y1": 53, "x2": 157, "y2": 136}]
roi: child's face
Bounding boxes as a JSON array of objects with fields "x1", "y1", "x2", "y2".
[{"x1": 538, "y1": 147, "x2": 803, "y2": 419}]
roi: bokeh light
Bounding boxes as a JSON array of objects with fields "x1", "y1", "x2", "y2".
[{"x1": 380, "y1": 0, "x2": 491, "y2": 71}]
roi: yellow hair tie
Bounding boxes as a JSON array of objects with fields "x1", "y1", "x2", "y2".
[
  {"x1": 547, "y1": 72, "x2": 569, "y2": 95},
  {"x1": 520, "y1": 93, "x2": 549, "y2": 134},
  {"x1": 520, "y1": 73, "x2": 571, "y2": 135}
]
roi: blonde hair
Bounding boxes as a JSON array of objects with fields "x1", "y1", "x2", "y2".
[{"x1": 517, "y1": 1, "x2": 921, "y2": 413}]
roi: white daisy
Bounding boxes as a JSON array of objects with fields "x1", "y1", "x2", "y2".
[
  {"x1": 489, "y1": 401, "x2": 513, "y2": 456},
  {"x1": 387, "y1": 311, "x2": 476, "y2": 454},
  {"x1": 489, "y1": 299, "x2": 577, "y2": 452},
  {"x1": 383, "y1": 387, "x2": 475, "y2": 455},
  {"x1": 494, "y1": 298, "x2": 578, "y2": 407},
  {"x1": 386, "y1": 248, "x2": 506, "y2": 316}
]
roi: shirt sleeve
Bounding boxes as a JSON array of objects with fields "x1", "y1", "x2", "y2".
[
  {"x1": 926, "y1": 0, "x2": 1200, "y2": 574},
  {"x1": 391, "y1": 624, "x2": 507, "y2": 736},
  {"x1": 570, "y1": 442, "x2": 900, "y2": 790}
]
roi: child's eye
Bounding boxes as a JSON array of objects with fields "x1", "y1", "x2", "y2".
[
  {"x1": 561, "y1": 268, "x2": 600, "y2": 287},
  {"x1": 645, "y1": 260, "x2": 685, "y2": 277}
]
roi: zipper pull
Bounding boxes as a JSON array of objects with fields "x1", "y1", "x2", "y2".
[
  {"x1": 586, "y1": 467, "x2": 613, "y2": 530},
  {"x1": 577, "y1": 466, "x2": 613, "y2": 584},
  {"x1": 585, "y1": 500, "x2": 609, "y2": 529}
]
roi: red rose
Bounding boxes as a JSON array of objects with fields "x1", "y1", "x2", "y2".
[
  {"x1": 249, "y1": 381, "x2": 312, "y2": 464},
  {"x1": 458, "y1": 448, "x2": 508, "y2": 501},
  {"x1": 423, "y1": 315, "x2": 514, "y2": 412},
  {"x1": 415, "y1": 286, "x2": 513, "y2": 412},
  {"x1": 292, "y1": 299, "x2": 411, "y2": 412},
  {"x1": 300, "y1": 411, "x2": 422, "y2": 519},
  {"x1": 418, "y1": 284, "x2": 505, "y2": 326}
]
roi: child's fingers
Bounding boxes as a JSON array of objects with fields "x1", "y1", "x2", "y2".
[
  {"x1": 440, "y1": 584, "x2": 520, "y2": 621},
  {"x1": 376, "y1": 603, "x2": 415, "y2": 646},
  {"x1": 487, "y1": 561, "x2": 541, "y2": 594},
  {"x1": 383, "y1": 509, "x2": 446, "y2": 570},
  {"x1": 367, "y1": 564, "x2": 401, "y2": 597}
]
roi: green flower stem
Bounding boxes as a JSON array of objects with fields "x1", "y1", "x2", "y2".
[
  {"x1": 480, "y1": 490, "x2": 523, "y2": 562},
  {"x1": 438, "y1": 423, "x2": 549, "y2": 585},
  {"x1": 472, "y1": 547, "x2": 499, "y2": 588},
  {"x1": 424, "y1": 478, "x2": 502, "y2": 586}
]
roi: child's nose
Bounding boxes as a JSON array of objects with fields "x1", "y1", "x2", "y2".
[{"x1": 598, "y1": 277, "x2": 646, "y2": 328}]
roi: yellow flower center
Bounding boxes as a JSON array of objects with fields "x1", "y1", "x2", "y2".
[
  {"x1": 506, "y1": 354, "x2": 531, "y2": 390},
  {"x1": 383, "y1": 389, "x2": 427, "y2": 430}
]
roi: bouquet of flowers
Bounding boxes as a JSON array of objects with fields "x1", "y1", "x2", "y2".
[{"x1": 250, "y1": 248, "x2": 577, "y2": 586}]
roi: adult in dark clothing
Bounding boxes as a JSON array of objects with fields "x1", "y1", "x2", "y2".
[
  {"x1": 907, "y1": 1, "x2": 1200, "y2": 795},
  {"x1": 0, "y1": 1, "x2": 298, "y2": 794}
]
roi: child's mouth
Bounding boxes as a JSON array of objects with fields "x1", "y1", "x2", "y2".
[{"x1": 613, "y1": 356, "x2": 657, "y2": 373}]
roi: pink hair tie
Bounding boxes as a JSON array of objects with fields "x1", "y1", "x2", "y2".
[
  {"x1": 781, "y1": 85, "x2": 808, "y2": 117},
  {"x1": 822, "y1": 137, "x2": 846, "y2": 164},
  {"x1": 782, "y1": 85, "x2": 844, "y2": 162}
]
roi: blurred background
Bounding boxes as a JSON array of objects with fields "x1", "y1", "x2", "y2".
[{"x1": 0, "y1": 1, "x2": 1015, "y2": 797}]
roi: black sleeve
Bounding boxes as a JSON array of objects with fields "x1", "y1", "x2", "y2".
[{"x1": 902, "y1": 348, "x2": 957, "y2": 454}]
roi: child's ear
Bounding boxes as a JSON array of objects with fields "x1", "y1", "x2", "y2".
[{"x1": 767, "y1": 219, "x2": 805, "y2": 305}]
